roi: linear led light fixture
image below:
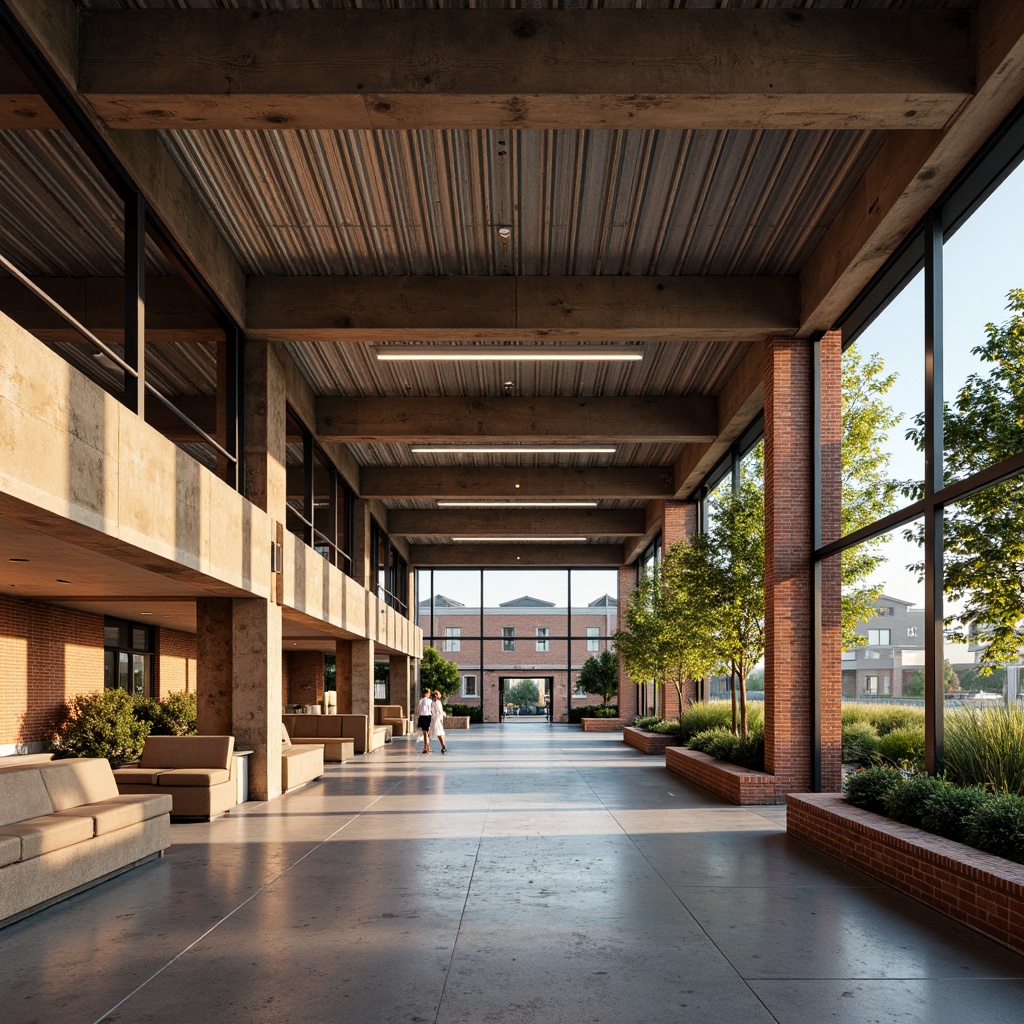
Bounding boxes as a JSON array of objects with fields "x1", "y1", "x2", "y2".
[
  {"x1": 437, "y1": 500, "x2": 597, "y2": 508},
  {"x1": 411, "y1": 446, "x2": 617, "y2": 454},
  {"x1": 375, "y1": 347, "x2": 643, "y2": 362},
  {"x1": 451, "y1": 536, "x2": 588, "y2": 542}
]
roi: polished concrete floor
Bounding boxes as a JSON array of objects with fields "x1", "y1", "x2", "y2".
[{"x1": 4, "y1": 725, "x2": 1024, "y2": 1024}]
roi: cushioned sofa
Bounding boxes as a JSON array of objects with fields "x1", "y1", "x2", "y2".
[
  {"x1": 0, "y1": 758, "x2": 171, "y2": 926},
  {"x1": 280, "y1": 727, "x2": 326, "y2": 790},
  {"x1": 113, "y1": 735, "x2": 237, "y2": 820},
  {"x1": 338, "y1": 714, "x2": 389, "y2": 754},
  {"x1": 374, "y1": 705, "x2": 410, "y2": 736},
  {"x1": 282, "y1": 714, "x2": 355, "y2": 762}
]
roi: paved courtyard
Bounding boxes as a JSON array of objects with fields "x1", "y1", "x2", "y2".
[{"x1": 3, "y1": 725, "x2": 1024, "y2": 1024}]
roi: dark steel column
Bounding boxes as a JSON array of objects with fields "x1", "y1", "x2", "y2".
[
  {"x1": 923, "y1": 209, "x2": 945, "y2": 775},
  {"x1": 123, "y1": 192, "x2": 146, "y2": 416}
]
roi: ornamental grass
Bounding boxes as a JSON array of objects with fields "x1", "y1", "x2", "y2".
[{"x1": 944, "y1": 705, "x2": 1024, "y2": 796}]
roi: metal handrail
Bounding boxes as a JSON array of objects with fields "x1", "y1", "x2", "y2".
[{"x1": 1, "y1": 251, "x2": 236, "y2": 464}]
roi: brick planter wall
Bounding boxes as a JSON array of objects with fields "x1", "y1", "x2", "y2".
[
  {"x1": 580, "y1": 717, "x2": 625, "y2": 732},
  {"x1": 623, "y1": 727, "x2": 674, "y2": 755},
  {"x1": 665, "y1": 747, "x2": 782, "y2": 805},
  {"x1": 445, "y1": 716, "x2": 470, "y2": 730},
  {"x1": 788, "y1": 793, "x2": 1024, "y2": 955}
]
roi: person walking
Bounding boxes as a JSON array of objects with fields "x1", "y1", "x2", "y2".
[
  {"x1": 430, "y1": 690, "x2": 448, "y2": 754},
  {"x1": 416, "y1": 687, "x2": 434, "y2": 754}
]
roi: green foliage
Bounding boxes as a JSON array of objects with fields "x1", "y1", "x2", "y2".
[
  {"x1": 568, "y1": 705, "x2": 619, "y2": 723},
  {"x1": 133, "y1": 691, "x2": 198, "y2": 736},
  {"x1": 506, "y1": 680, "x2": 541, "y2": 707},
  {"x1": 841, "y1": 704, "x2": 925, "y2": 736},
  {"x1": 873, "y1": 726, "x2": 926, "y2": 772},
  {"x1": 843, "y1": 765, "x2": 903, "y2": 813},
  {"x1": 687, "y1": 726, "x2": 765, "y2": 772},
  {"x1": 577, "y1": 650, "x2": 619, "y2": 706},
  {"x1": 676, "y1": 701, "x2": 734, "y2": 742},
  {"x1": 904, "y1": 661, "x2": 960, "y2": 697},
  {"x1": 633, "y1": 715, "x2": 662, "y2": 730},
  {"x1": 418, "y1": 646, "x2": 461, "y2": 700},
  {"x1": 919, "y1": 783, "x2": 990, "y2": 844},
  {"x1": 444, "y1": 702, "x2": 483, "y2": 724},
  {"x1": 882, "y1": 773, "x2": 946, "y2": 828},
  {"x1": 956, "y1": 666, "x2": 1007, "y2": 693},
  {"x1": 944, "y1": 706, "x2": 1024, "y2": 796},
  {"x1": 904, "y1": 289, "x2": 1024, "y2": 668},
  {"x1": 841, "y1": 720, "x2": 879, "y2": 765},
  {"x1": 964, "y1": 795, "x2": 1024, "y2": 863},
  {"x1": 53, "y1": 689, "x2": 150, "y2": 766},
  {"x1": 840, "y1": 348, "x2": 902, "y2": 650}
]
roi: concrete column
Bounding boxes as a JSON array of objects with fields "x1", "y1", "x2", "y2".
[
  {"x1": 195, "y1": 596, "x2": 283, "y2": 802},
  {"x1": 196, "y1": 597, "x2": 233, "y2": 735},
  {"x1": 351, "y1": 639, "x2": 375, "y2": 719},
  {"x1": 335, "y1": 639, "x2": 353, "y2": 714},
  {"x1": 389, "y1": 654, "x2": 411, "y2": 719},
  {"x1": 243, "y1": 340, "x2": 287, "y2": 520},
  {"x1": 763, "y1": 334, "x2": 841, "y2": 793}
]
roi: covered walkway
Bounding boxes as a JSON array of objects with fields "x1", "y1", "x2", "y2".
[{"x1": 3, "y1": 728, "x2": 1024, "y2": 1024}]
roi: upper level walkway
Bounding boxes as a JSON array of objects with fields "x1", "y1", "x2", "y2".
[{"x1": 3, "y1": 725, "x2": 1024, "y2": 1024}]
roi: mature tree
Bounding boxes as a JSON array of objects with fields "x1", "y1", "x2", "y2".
[
  {"x1": 419, "y1": 646, "x2": 461, "y2": 700},
  {"x1": 905, "y1": 289, "x2": 1024, "y2": 669},
  {"x1": 506, "y1": 680, "x2": 540, "y2": 707},
  {"x1": 577, "y1": 651, "x2": 619, "y2": 707},
  {"x1": 841, "y1": 349, "x2": 902, "y2": 649},
  {"x1": 905, "y1": 660, "x2": 960, "y2": 698}
]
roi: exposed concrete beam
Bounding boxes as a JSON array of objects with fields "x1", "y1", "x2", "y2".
[
  {"x1": 799, "y1": 1, "x2": 1024, "y2": 335},
  {"x1": 3, "y1": 1, "x2": 247, "y2": 326},
  {"x1": 409, "y1": 543, "x2": 624, "y2": 568},
  {"x1": 0, "y1": 51, "x2": 61, "y2": 128},
  {"x1": 318, "y1": 396, "x2": 717, "y2": 445},
  {"x1": 78, "y1": 9, "x2": 970, "y2": 131},
  {"x1": 388, "y1": 508, "x2": 646, "y2": 539},
  {"x1": 360, "y1": 467, "x2": 675, "y2": 501},
  {"x1": 249, "y1": 276, "x2": 798, "y2": 343},
  {"x1": 673, "y1": 340, "x2": 765, "y2": 498},
  {"x1": 0, "y1": 277, "x2": 223, "y2": 343}
]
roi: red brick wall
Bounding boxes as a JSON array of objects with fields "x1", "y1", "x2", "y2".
[
  {"x1": 0, "y1": 596, "x2": 103, "y2": 748},
  {"x1": 666, "y1": 746, "x2": 781, "y2": 805},
  {"x1": 662, "y1": 501, "x2": 696, "y2": 549},
  {"x1": 617, "y1": 564, "x2": 638, "y2": 722},
  {"x1": 286, "y1": 651, "x2": 324, "y2": 706},
  {"x1": 789, "y1": 793, "x2": 1024, "y2": 956},
  {"x1": 155, "y1": 627, "x2": 197, "y2": 698}
]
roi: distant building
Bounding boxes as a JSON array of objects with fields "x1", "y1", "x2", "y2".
[{"x1": 418, "y1": 594, "x2": 617, "y2": 722}]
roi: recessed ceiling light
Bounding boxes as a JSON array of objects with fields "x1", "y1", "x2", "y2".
[
  {"x1": 56, "y1": 579, "x2": 72, "y2": 584},
  {"x1": 411, "y1": 446, "x2": 616, "y2": 454},
  {"x1": 451, "y1": 536, "x2": 588, "y2": 542},
  {"x1": 8, "y1": 557, "x2": 29, "y2": 562},
  {"x1": 375, "y1": 348, "x2": 642, "y2": 362},
  {"x1": 437, "y1": 500, "x2": 598, "y2": 508},
  {"x1": 139, "y1": 612, "x2": 153, "y2": 616},
  {"x1": 497, "y1": 226, "x2": 512, "y2": 239}
]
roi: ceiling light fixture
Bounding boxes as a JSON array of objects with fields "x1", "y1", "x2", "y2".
[
  {"x1": 8, "y1": 557, "x2": 29, "y2": 562},
  {"x1": 437, "y1": 500, "x2": 598, "y2": 508},
  {"x1": 497, "y1": 226, "x2": 512, "y2": 239},
  {"x1": 375, "y1": 348, "x2": 642, "y2": 362},
  {"x1": 411, "y1": 446, "x2": 616, "y2": 454},
  {"x1": 451, "y1": 536, "x2": 588, "y2": 542},
  {"x1": 56, "y1": 579, "x2": 72, "y2": 584}
]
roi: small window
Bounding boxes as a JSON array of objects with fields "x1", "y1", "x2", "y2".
[
  {"x1": 882, "y1": 675, "x2": 891, "y2": 695},
  {"x1": 586, "y1": 626, "x2": 600, "y2": 652},
  {"x1": 572, "y1": 675, "x2": 587, "y2": 697},
  {"x1": 444, "y1": 626, "x2": 461, "y2": 653},
  {"x1": 877, "y1": 606, "x2": 895, "y2": 617},
  {"x1": 462, "y1": 674, "x2": 478, "y2": 697},
  {"x1": 868, "y1": 629, "x2": 891, "y2": 646},
  {"x1": 864, "y1": 675, "x2": 879, "y2": 695},
  {"x1": 502, "y1": 626, "x2": 516, "y2": 652},
  {"x1": 535, "y1": 627, "x2": 550, "y2": 653}
]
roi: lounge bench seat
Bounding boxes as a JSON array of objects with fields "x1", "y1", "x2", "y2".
[
  {"x1": 374, "y1": 706, "x2": 410, "y2": 736},
  {"x1": 280, "y1": 730, "x2": 325, "y2": 792},
  {"x1": 0, "y1": 758, "x2": 171, "y2": 926},
  {"x1": 113, "y1": 736, "x2": 237, "y2": 820},
  {"x1": 282, "y1": 715, "x2": 356, "y2": 762}
]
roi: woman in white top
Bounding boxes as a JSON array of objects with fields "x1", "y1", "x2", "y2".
[
  {"x1": 430, "y1": 690, "x2": 448, "y2": 754},
  {"x1": 416, "y1": 688, "x2": 434, "y2": 753}
]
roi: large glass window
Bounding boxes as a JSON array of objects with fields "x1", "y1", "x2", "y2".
[
  {"x1": 103, "y1": 617, "x2": 154, "y2": 698},
  {"x1": 444, "y1": 627, "x2": 461, "y2": 653}
]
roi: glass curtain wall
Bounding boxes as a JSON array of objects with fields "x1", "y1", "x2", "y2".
[
  {"x1": 817, "y1": 108, "x2": 1024, "y2": 780},
  {"x1": 416, "y1": 567, "x2": 619, "y2": 722}
]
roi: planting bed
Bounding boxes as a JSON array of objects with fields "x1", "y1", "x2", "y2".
[
  {"x1": 623, "y1": 727, "x2": 674, "y2": 755},
  {"x1": 665, "y1": 746, "x2": 781, "y2": 804}
]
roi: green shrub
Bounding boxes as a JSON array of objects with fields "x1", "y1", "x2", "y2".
[
  {"x1": 841, "y1": 704, "x2": 926, "y2": 736},
  {"x1": 634, "y1": 715, "x2": 662, "y2": 730},
  {"x1": 882, "y1": 773, "x2": 946, "y2": 828},
  {"x1": 134, "y1": 692, "x2": 198, "y2": 736},
  {"x1": 842, "y1": 721, "x2": 879, "y2": 765},
  {"x1": 873, "y1": 726, "x2": 926, "y2": 772},
  {"x1": 648, "y1": 719, "x2": 685, "y2": 736},
  {"x1": 445, "y1": 703, "x2": 484, "y2": 723},
  {"x1": 569, "y1": 705, "x2": 618, "y2": 723},
  {"x1": 53, "y1": 689, "x2": 150, "y2": 766},
  {"x1": 687, "y1": 725, "x2": 765, "y2": 771},
  {"x1": 919, "y1": 783, "x2": 990, "y2": 844},
  {"x1": 945, "y1": 706, "x2": 1024, "y2": 796},
  {"x1": 964, "y1": 794, "x2": 1024, "y2": 863},
  {"x1": 675, "y1": 700, "x2": 762, "y2": 743},
  {"x1": 844, "y1": 765, "x2": 903, "y2": 813}
]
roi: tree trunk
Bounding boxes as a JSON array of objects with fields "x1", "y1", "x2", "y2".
[
  {"x1": 730, "y1": 660, "x2": 738, "y2": 735},
  {"x1": 738, "y1": 665, "x2": 748, "y2": 739},
  {"x1": 675, "y1": 670, "x2": 685, "y2": 738}
]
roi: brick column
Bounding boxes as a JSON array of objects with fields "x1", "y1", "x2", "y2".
[
  {"x1": 285, "y1": 651, "x2": 324, "y2": 707},
  {"x1": 389, "y1": 654, "x2": 411, "y2": 719},
  {"x1": 763, "y1": 334, "x2": 840, "y2": 794},
  {"x1": 616, "y1": 564, "x2": 638, "y2": 722},
  {"x1": 336, "y1": 639, "x2": 353, "y2": 713},
  {"x1": 660, "y1": 501, "x2": 698, "y2": 719}
]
